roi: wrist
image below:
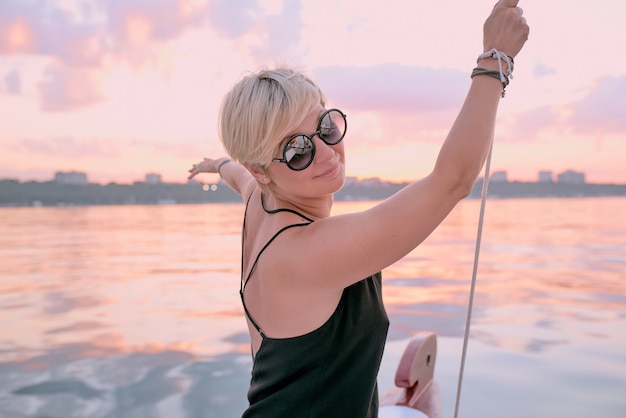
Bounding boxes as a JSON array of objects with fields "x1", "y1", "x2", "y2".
[
  {"x1": 477, "y1": 49, "x2": 514, "y2": 77},
  {"x1": 473, "y1": 49, "x2": 514, "y2": 98},
  {"x1": 471, "y1": 67, "x2": 508, "y2": 98},
  {"x1": 476, "y1": 58, "x2": 507, "y2": 72},
  {"x1": 217, "y1": 158, "x2": 231, "y2": 176}
]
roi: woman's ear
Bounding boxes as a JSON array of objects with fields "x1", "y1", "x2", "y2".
[{"x1": 245, "y1": 164, "x2": 271, "y2": 185}]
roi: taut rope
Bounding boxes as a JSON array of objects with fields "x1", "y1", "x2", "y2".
[{"x1": 453, "y1": 142, "x2": 493, "y2": 418}]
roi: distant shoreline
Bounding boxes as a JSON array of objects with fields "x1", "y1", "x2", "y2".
[{"x1": 1, "y1": 178, "x2": 626, "y2": 207}]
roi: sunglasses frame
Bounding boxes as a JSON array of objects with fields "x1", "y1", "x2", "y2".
[{"x1": 272, "y1": 108, "x2": 347, "y2": 171}]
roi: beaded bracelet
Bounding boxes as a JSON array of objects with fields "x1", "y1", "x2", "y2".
[
  {"x1": 217, "y1": 159, "x2": 231, "y2": 176},
  {"x1": 471, "y1": 67, "x2": 510, "y2": 97}
]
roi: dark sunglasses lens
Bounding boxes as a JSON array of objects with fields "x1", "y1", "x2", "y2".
[
  {"x1": 284, "y1": 135, "x2": 313, "y2": 170},
  {"x1": 319, "y1": 110, "x2": 346, "y2": 145}
]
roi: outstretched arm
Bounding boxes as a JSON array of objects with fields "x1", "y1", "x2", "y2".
[
  {"x1": 432, "y1": 0, "x2": 529, "y2": 193},
  {"x1": 271, "y1": 0, "x2": 530, "y2": 292},
  {"x1": 188, "y1": 157, "x2": 256, "y2": 199}
]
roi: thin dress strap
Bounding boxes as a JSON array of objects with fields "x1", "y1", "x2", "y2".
[{"x1": 240, "y1": 191, "x2": 314, "y2": 337}]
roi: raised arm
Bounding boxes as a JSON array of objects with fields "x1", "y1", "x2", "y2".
[
  {"x1": 188, "y1": 157, "x2": 256, "y2": 200},
  {"x1": 273, "y1": 0, "x2": 530, "y2": 292},
  {"x1": 432, "y1": 0, "x2": 529, "y2": 190}
]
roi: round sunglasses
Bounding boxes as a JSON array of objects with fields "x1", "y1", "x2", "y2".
[{"x1": 272, "y1": 108, "x2": 347, "y2": 171}]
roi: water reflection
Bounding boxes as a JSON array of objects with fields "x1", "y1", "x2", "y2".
[
  {"x1": 1, "y1": 199, "x2": 625, "y2": 417},
  {"x1": 3, "y1": 342, "x2": 249, "y2": 417}
]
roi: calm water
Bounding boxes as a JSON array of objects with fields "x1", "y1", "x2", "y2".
[{"x1": 0, "y1": 198, "x2": 625, "y2": 418}]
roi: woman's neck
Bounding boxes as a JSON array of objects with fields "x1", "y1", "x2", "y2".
[{"x1": 262, "y1": 189, "x2": 333, "y2": 221}]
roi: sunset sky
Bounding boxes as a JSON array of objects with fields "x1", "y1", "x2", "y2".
[{"x1": 1, "y1": 0, "x2": 625, "y2": 185}]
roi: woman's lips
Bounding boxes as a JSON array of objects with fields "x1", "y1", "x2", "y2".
[{"x1": 315, "y1": 163, "x2": 340, "y2": 179}]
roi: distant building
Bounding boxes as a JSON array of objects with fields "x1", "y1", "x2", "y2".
[
  {"x1": 557, "y1": 170, "x2": 585, "y2": 184},
  {"x1": 145, "y1": 173, "x2": 162, "y2": 184},
  {"x1": 54, "y1": 171, "x2": 88, "y2": 185},
  {"x1": 490, "y1": 171, "x2": 508, "y2": 182},
  {"x1": 538, "y1": 171, "x2": 553, "y2": 183},
  {"x1": 360, "y1": 177, "x2": 384, "y2": 187}
]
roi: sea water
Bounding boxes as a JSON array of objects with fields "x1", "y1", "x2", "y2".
[{"x1": 0, "y1": 198, "x2": 625, "y2": 417}]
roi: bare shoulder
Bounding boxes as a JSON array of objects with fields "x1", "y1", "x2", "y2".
[
  {"x1": 267, "y1": 174, "x2": 465, "y2": 292},
  {"x1": 240, "y1": 178, "x2": 259, "y2": 203}
]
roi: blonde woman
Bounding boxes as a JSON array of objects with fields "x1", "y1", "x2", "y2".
[{"x1": 189, "y1": 1, "x2": 528, "y2": 416}]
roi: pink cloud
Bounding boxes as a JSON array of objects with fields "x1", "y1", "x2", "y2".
[
  {"x1": 0, "y1": 0, "x2": 105, "y2": 66},
  {"x1": 3, "y1": 135, "x2": 206, "y2": 174},
  {"x1": 0, "y1": 0, "x2": 209, "y2": 111},
  {"x1": 208, "y1": 0, "x2": 303, "y2": 58},
  {"x1": 38, "y1": 64, "x2": 105, "y2": 111},
  {"x1": 10, "y1": 136, "x2": 120, "y2": 159},
  {"x1": 533, "y1": 62, "x2": 556, "y2": 78},
  {"x1": 0, "y1": 0, "x2": 208, "y2": 59},
  {"x1": 566, "y1": 76, "x2": 626, "y2": 134},
  {"x1": 208, "y1": 0, "x2": 261, "y2": 38},
  {"x1": 2, "y1": 69, "x2": 21, "y2": 94},
  {"x1": 261, "y1": 1, "x2": 303, "y2": 55},
  {"x1": 508, "y1": 76, "x2": 626, "y2": 142},
  {"x1": 312, "y1": 64, "x2": 467, "y2": 113},
  {"x1": 509, "y1": 106, "x2": 561, "y2": 140},
  {"x1": 106, "y1": 0, "x2": 208, "y2": 44}
]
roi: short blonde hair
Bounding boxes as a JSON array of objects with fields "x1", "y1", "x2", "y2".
[{"x1": 218, "y1": 67, "x2": 326, "y2": 168}]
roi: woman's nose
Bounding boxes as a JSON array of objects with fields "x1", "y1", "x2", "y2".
[{"x1": 313, "y1": 137, "x2": 336, "y2": 163}]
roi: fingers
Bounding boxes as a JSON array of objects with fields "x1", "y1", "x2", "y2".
[
  {"x1": 187, "y1": 161, "x2": 203, "y2": 180},
  {"x1": 495, "y1": 0, "x2": 519, "y2": 8},
  {"x1": 187, "y1": 158, "x2": 222, "y2": 178},
  {"x1": 483, "y1": 0, "x2": 529, "y2": 58}
]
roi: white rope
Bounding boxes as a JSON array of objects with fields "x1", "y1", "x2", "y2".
[
  {"x1": 453, "y1": 142, "x2": 493, "y2": 418},
  {"x1": 477, "y1": 48, "x2": 514, "y2": 83}
]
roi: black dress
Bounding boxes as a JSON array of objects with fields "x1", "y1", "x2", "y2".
[{"x1": 240, "y1": 193, "x2": 390, "y2": 418}]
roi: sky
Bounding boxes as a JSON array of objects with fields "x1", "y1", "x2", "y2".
[{"x1": 1, "y1": 0, "x2": 625, "y2": 185}]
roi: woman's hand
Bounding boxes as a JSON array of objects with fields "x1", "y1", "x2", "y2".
[
  {"x1": 483, "y1": 0, "x2": 530, "y2": 58},
  {"x1": 187, "y1": 157, "x2": 228, "y2": 180}
]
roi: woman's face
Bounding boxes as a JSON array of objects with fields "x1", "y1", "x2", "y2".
[{"x1": 266, "y1": 106, "x2": 346, "y2": 198}]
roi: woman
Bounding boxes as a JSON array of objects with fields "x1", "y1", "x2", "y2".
[{"x1": 189, "y1": 1, "x2": 528, "y2": 416}]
